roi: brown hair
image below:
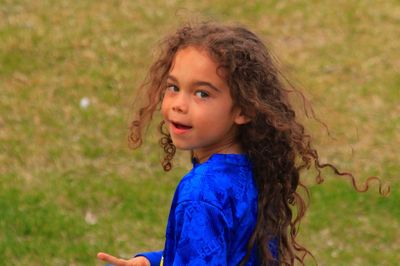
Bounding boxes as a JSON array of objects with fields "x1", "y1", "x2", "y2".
[{"x1": 129, "y1": 21, "x2": 389, "y2": 265}]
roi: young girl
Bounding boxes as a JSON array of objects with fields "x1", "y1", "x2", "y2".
[{"x1": 97, "y1": 22, "x2": 388, "y2": 266}]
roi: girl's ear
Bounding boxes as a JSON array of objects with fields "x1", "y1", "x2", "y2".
[{"x1": 234, "y1": 109, "x2": 251, "y2": 125}]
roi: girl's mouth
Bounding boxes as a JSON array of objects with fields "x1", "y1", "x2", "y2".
[
  {"x1": 171, "y1": 121, "x2": 192, "y2": 134},
  {"x1": 172, "y1": 122, "x2": 192, "y2": 130}
]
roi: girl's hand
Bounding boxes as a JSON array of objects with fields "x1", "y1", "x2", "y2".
[{"x1": 97, "y1": 252, "x2": 150, "y2": 266}]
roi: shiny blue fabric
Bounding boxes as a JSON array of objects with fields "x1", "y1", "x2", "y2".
[{"x1": 138, "y1": 154, "x2": 278, "y2": 265}]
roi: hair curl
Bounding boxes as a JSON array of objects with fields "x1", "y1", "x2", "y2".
[{"x1": 129, "y1": 22, "x2": 389, "y2": 265}]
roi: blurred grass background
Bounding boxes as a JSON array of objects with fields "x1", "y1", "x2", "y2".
[{"x1": 0, "y1": 0, "x2": 399, "y2": 265}]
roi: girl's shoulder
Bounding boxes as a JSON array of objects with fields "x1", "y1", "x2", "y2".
[{"x1": 175, "y1": 154, "x2": 257, "y2": 211}]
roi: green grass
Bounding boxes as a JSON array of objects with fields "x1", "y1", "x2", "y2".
[{"x1": 1, "y1": 0, "x2": 399, "y2": 265}]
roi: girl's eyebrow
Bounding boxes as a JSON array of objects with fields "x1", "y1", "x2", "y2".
[{"x1": 167, "y1": 74, "x2": 221, "y2": 93}]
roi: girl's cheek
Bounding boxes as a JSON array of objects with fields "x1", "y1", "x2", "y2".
[{"x1": 161, "y1": 98, "x2": 169, "y2": 118}]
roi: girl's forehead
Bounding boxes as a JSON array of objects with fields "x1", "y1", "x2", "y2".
[
  {"x1": 168, "y1": 46, "x2": 231, "y2": 93},
  {"x1": 171, "y1": 47, "x2": 212, "y2": 72},
  {"x1": 170, "y1": 46, "x2": 227, "y2": 80}
]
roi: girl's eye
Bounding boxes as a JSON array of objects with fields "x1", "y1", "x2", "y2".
[
  {"x1": 195, "y1": 91, "x2": 209, "y2": 99},
  {"x1": 166, "y1": 84, "x2": 179, "y2": 92}
]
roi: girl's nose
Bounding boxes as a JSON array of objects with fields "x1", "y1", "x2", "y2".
[{"x1": 172, "y1": 95, "x2": 188, "y2": 113}]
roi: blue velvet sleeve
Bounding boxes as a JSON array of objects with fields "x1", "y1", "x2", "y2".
[
  {"x1": 165, "y1": 200, "x2": 229, "y2": 265},
  {"x1": 135, "y1": 250, "x2": 162, "y2": 266}
]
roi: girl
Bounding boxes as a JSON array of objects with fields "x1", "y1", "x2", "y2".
[{"x1": 97, "y1": 22, "x2": 388, "y2": 266}]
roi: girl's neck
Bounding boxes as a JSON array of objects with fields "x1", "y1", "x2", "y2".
[{"x1": 193, "y1": 142, "x2": 243, "y2": 163}]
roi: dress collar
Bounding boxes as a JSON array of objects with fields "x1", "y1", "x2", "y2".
[{"x1": 192, "y1": 153, "x2": 250, "y2": 167}]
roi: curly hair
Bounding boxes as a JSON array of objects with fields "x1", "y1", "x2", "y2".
[{"x1": 129, "y1": 22, "x2": 389, "y2": 265}]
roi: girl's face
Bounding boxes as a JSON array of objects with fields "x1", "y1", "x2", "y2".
[{"x1": 161, "y1": 46, "x2": 249, "y2": 161}]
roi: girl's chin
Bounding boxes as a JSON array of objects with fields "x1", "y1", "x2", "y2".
[{"x1": 173, "y1": 144, "x2": 193, "y2": 151}]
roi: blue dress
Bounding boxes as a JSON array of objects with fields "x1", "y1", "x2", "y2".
[{"x1": 137, "y1": 154, "x2": 278, "y2": 265}]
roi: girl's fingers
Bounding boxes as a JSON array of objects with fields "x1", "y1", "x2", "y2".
[{"x1": 97, "y1": 252, "x2": 128, "y2": 266}]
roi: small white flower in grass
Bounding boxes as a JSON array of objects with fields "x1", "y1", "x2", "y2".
[
  {"x1": 330, "y1": 250, "x2": 339, "y2": 258},
  {"x1": 85, "y1": 210, "x2": 97, "y2": 225},
  {"x1": 80, "y1": 97, "x2": 90, "y2": 109}
]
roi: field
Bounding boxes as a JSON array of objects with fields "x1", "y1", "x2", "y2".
[{"x1": 0, "y1": 0, "x2": 399, "y2": 265}]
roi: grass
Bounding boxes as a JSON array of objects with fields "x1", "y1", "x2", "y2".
[{"x1": 0, "y1": 0, "x2": 399, "y2": 265}]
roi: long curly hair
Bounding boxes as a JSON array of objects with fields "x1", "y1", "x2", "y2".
[{"x1": 129, "y1": 22, "x2": 389, "y2": 265}]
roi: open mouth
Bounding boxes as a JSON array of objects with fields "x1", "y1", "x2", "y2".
[{"x1": 172, "y1": 121, "x2": 192, "y2": 130}]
